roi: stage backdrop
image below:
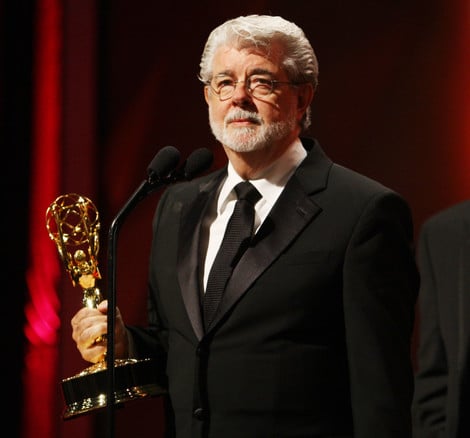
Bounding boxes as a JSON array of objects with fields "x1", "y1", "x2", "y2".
[{"x1": 17, "y1": 1, "x2": 470, "y2": 437}]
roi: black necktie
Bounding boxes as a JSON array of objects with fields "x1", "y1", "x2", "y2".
[{"x1": 203, "y1": 181, "x2": 261, "y2": 330}]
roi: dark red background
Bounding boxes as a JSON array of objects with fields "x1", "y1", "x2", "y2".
[{"x1": 4, "y1": 1, "x2": 469, "y2": 437}]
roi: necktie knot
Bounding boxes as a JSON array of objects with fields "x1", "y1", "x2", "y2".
[{"x1": 234, "y1": 181, "x2": 261, "y2": 205}]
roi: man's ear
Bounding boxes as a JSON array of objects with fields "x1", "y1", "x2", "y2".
[
  {"x1": 204, "y1": 86, "x2": 210, "y2": 104},
  {"x1": 297, "y1": 83, "x2": 314, "y2": 113}
]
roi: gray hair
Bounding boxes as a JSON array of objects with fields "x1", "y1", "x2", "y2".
[{"x1": 199, "y1": 15, "x2": 319, "y2": 131}]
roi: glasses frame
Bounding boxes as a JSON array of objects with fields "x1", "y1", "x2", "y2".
[{"x1": 204, "y1": 76, "x2": 299, "y2": 101}]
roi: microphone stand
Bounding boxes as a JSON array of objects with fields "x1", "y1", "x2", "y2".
[
  {"x1": 104, "y1": 146, "x2": 212, "y2": 437},
  {"x1": 104, "y1": 144, "x2": 181, "y2": 438},
  {"x1": 105, "y1": 179, "x2": 162, "y2": 438}
]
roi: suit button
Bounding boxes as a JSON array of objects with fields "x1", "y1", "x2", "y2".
[
  {"x1": 196, "y1": 345, "x2": 207, "y2": 356},
  {"x1": 193, "y1": 407, "x2": 206, "y2": 421}
]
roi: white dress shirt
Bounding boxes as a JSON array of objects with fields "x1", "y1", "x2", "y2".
[{"x1": 202, "y1": 139, "x2": 307, "y2": 290}]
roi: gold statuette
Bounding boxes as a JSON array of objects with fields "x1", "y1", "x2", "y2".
[
  {"x1": 46, "y1": 193, "x2": 166, "y2": 420},
  {"x1": 46, "y1": 193, "x2": 103, "y2": 308}
]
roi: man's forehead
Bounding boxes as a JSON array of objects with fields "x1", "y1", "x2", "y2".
[{"x1": 211, "y1": 46, "x2": 283, "y2": 75}]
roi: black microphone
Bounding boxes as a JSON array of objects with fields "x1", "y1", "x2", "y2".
[
  {"x1": 147, "y1": 145, "x2": 181, "y2": 185},
  {"x1": 115, "y1": 146, "x2": 181, "y2": 210},
  {"x1": 169, "y1": 147, "x2": 214, "y2": 182},
  {"x1": 182, "y1": 147, "x2": 213, "y2": 180}
]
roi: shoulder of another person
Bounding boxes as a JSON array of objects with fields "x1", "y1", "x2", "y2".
[{"x1": 422, "y1": 199, "x2": 470, "y2": 231}]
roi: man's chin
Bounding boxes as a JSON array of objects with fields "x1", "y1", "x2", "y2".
[
  {"x1": 221, "y1": 133, "x2": 255, "y2": 150},
  {"x1": 224, "y1": 140, "x2": 268, "y2": 153}
]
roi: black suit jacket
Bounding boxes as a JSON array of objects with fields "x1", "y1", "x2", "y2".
[
  {"x1": 413, "y1": 200, "x2": 470, "y2": 438},
  {"x1": 128, "y1": 138, "x2": 419, "y2": 438}
]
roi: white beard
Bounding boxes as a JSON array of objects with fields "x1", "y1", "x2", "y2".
[{"x1": 209, "y1": 108, "x2": 297, "y2": 153}]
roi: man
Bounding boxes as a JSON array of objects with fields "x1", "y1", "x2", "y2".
[
  {"x1": 72, "y1": 14, "x2": 419, "y2": 437},
  {"x1": 413, "y1": 200, "x2": 470, "y2": 438}
]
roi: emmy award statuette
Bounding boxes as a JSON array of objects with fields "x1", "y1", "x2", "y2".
[{"x1": 46, "y1": 193, "x2": 166, "y2": 420}]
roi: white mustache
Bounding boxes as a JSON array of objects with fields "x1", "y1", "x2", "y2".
[{"x1": 225, "y1": 110, "x2": 262, "y2": 125}]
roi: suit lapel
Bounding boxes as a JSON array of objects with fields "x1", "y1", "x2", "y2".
[
  {"x1": 205, "y1": 139, "x2": 332, "y2": 332},
  {"x1": 177, "y1": 138, "x2": 333, "y2": 337},
  {"x1": 208, "y1": 177, "x2": 322, "y2": 331},
  {"x1": 177, "y1": 172, "x2": 225, "y2": 340}
]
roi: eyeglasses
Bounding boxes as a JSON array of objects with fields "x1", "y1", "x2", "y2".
[{"x1": 206, "y1": 75, "x2": 298, "y2": 101}]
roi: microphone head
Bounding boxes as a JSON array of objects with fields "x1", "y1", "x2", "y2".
[
  {"x1": 183, "y1": 148, "x2": 214, "y2": 180},
  {"x1": 147, "y1": 146, "x2": 181, "y2": 182}
]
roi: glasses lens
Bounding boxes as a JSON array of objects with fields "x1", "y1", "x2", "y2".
[
  {"x1": 219, "y1": 84, "x2": 234, "y2": 100},
  {"x1": 249, "y1": 78, "x2": 273, "y2": 98}
]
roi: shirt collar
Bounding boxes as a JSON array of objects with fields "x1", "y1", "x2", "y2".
[{"x1": 217, "y1": 138, "x2": 306, "y2": 214}]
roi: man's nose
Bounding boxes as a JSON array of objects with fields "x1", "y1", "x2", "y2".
[{"x1": 231, "y1": 80, "x2": 252, "y2": 102}]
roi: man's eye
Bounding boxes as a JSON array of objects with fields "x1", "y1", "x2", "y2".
[
  {"x1": 215, "y1": 79, "x2": 234, "y2": 89},
  {"x1": 250, "y1": 77, "x2": 272, "y2": 87}
]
